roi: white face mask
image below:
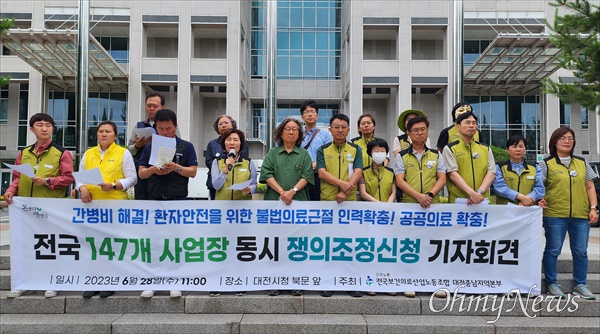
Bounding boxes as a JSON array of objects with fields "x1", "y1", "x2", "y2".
[{"x1": 371, "y1": 152, "x2": 387, "y2": 165}]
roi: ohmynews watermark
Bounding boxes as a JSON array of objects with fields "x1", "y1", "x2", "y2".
[{"x1": 429, "y1": 285, "x2": 581, "y2": 324}]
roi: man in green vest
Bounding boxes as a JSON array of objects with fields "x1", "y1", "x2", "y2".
[
  {"x1": 442, "y1": 112, "x2": 495, "y2": 204},
  {"x1": 5, "y1": 113, "x2": 75, "y2": 299},
  {"x1": 316, "y1": 113, "x2": 363, "y2": 298}
]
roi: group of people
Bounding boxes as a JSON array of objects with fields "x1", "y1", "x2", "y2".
[{"x1": 3, "y1": 94, "x2": 597, "y2": 301}]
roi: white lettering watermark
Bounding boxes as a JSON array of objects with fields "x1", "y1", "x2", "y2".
[{"x1": 428, "y1": 285, "x2": 580, "y2": 324}]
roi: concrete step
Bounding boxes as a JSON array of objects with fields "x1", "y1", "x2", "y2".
[
  {"x1": 1, "y1": 250, "x2": 598, "y2": 272},
  {"x1": 1, "y1": 290, "x2": 599, "y2": 317},
  {"x1": 0, "y1": 313, "x2": 598, "y2": 334}
]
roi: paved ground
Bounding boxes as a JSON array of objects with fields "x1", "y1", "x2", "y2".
[{"x1": 0, "y1": 206, "x2": 598, "y2": 254}]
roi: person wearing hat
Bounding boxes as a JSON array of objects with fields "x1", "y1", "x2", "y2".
[
  {"x1": 392, "y1": 109, "x2": 430, "y2": 157},
  {"x1": 436, "y1": 102, "x2": 481, "y2": 152}
]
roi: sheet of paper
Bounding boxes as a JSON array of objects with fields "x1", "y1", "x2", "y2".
[
  {"x1": 455, "y1": 198, "x2": 489, "y2": 205},
  {"x1": 149, "y1": 134, "x2": 176, "y2": 166},
  {"x1": 227, "y1": 179, "x2": 253, "y2": 190},
  {"x1": 3, "y1": 163, "x2": 35, "y2": 178},
  {"x1": 73, "y1": 168, "x2": 104, "y2": 185},
  {"x1": 133, "y1": 127, "x2": 155, "y2": 139}
]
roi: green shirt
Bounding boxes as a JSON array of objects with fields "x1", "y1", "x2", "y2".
[{"x1": 259, "y1": 146, "x2": 314, "y2": 201}]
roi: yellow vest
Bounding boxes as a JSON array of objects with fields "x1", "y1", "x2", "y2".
[
  {"x1": 216, "y1": 158, "x2": 252, "y2": 200},
  {"x1": 83, "y1": 142, "x2": 128, "y2": 200},
  {"x1": 446, "y1": 139, "x2": 490, "y2": 203},
  {"x1": 495, "y1": 161, "x2": 536, "y2": 205},
  {"x1": 543, "y1": 156, "x2": 589, "y2": 218},
  {"x1": 320, "y1": 141, "x2": 361, "y2": 201},
  {"x1": 351, "y1": 136, "x2": 381, "y2": 168},
  {"x1": 362, "y1": 165, "x2": 395, "y2": 201},
  {"x1": 399, "y1": 148, "x2": 441, "y2": 203},
  {"x1": 18, "y1": 142, "x2": 70, "y2": 198}
]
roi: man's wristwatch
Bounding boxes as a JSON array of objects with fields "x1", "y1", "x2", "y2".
[
  {"x1": 46, "y1": 178, "x2": 51, "y2": 186},
  {"x1": 112, "y1": 183, "x2": 117, "y2": 190},
  {"x1": 427, "y1": 192, "x2": 434, "y2": 199},
  {"x1": 591, "y1": 206, "x2": 599, "y2": 214},
  {"x1": 176, "y1": 166, "x2": 183, "y2": 173},
  {"x1": 293, "y1": 187, "x2": 298, "y2": 193},
  {"x1": 477, "y1": 189, "x2": 484, "y2": 195}
]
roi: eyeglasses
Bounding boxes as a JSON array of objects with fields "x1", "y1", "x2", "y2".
[
  {"x1": 303, "y1": 109, "x2": 317, "y2": 115},
  {"x1": 559, "y1": 136, "x2": 575, "y2": 142},
  {"x1": 410, "y1": 127, "x2": 427, "y2": 134},
  {"x1": 284, "y1": 127, "x2": 299, "y2": 132},
  {"x1": 331, "y1": 125, "x2": 349, "y2": 130},
  {"x1": 360, "y1": 121, "x2": 373, "y2": 126}
]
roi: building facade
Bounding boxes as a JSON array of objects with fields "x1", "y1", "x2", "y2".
[{"x1": 1, "y1": 0, "x2": 599, "y2": 188}]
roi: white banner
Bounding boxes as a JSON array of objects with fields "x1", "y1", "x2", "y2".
[{"x1": 9, "y1": 197, "x2": 542, "y2": 294}]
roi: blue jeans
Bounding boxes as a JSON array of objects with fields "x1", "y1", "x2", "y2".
[{"x1": 542, "y1": 217, "x2": 590, "y2": 285}]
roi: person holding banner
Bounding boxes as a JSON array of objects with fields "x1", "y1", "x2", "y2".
[
  {"x1": 4, "y1": 113, "x2": 75, "y2": 299},
  {"x1": 493, "y1": 135, "x2": 545, "y2": 206},
  {"x1": 442, "y1": 112, "x2": 495, "y2": 204},
  {"x1": 76, "y1": 121, "x2": 137, "y2": 298},
  {"x1": 210, "y1": 128, "x2": 257, "y2": 297},
  {"x1": 538, "y1": 127, "x2": 598, "y2": 299},
  {"x1": 316, "y1": 113, "x2": 363, "y2": 298},
  {"x1": 138, "y1": 108, "x2": 198, "y2": 299},
  {"x1": 205, "y1": 115, "x2": 250, "y2": 200},
  {"x1": 260, "y1": 117, "x2": 314, "y2": 297},
  {"x1": 394, "y1": 115, "x2": 447, "y2": 299}
]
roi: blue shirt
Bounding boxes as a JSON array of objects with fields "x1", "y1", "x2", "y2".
[
  {"x1": 493, "y1": 160, "x2": 545, "y2": 202},
  {"x1": 302, "y1": 127, "x2": 332, "y2": 163}
]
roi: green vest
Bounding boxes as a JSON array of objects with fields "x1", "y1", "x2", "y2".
[
  {"x1": 397, "y1": 134, "x2": 411, "y2": 151},
  {"x1": 17, "y1": 141, "x2": 70, "y2": 198},
  {"x1": 351, "y1": 136, "x2": 381, "y2": 168},
  {"x1": 83, "y1": 142, "x2": 128, "y2": 200},
  {"x1": 496, "y1": 160, "x2": 536, "y2": 205},
  {"x1": 399, "y1": 148, "x2": 441, "y2": 203},
  {"x1": 448, "y1": 126, "x2": 479, "y2": 144},
  {"x1": 216, "y1": 158, "x2": 252, "y2": 200},
  {"x1": 446, "y1": 139, "x2": 490, "y2": 203},
  {"x1": 543, "y1": 156, "x2": 589, "y2": 218},
  {"x1": 320, "y1": 141, "x2": 361, "y2": 201},
  {"x1": 362, "y1": 165, "x2": 395, "y2": 201}
]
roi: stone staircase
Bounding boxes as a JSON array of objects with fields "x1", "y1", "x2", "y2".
[{"x1": 1, "y1": 248, "x2": 599, "y2": 333}]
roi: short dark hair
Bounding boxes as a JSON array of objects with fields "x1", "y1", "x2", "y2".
[
  {"x1": 300, "y1": 100, "x2": 319, "y2": 115},
  {"x1": 329, "y1": 113, "x2": 349, "y2": 126},
  {"x1": 506, "y1": 134, "x2": 526, "y2": 149},
  {"x1": 548, "y1": 126, "x2": 575, "y2": 156},
  {"x1": 97, "y1": 120, "x2": 118, "y2": 134},
  {"x1": 146, "y1": 92, "x2": 165, "y2": 106},
  {"x1": 451, "y1": 102, "x2": 472, "y2": 123},
  {"x1": 366, "y1": 138, "x2": 389, "y2": 156},
  {"x1": 456, "y1": 111, "x2": 477, "y2": 125},
  {"x1": 406, "y1": 116, "x2": 430, "y2": 132},
  {"x1": 29, "y1": 113, "x2": 56, "y2": 128},
  {"x1": 212, "y1": 115, "x2": 238, "y2": 134},
  {"x1": 220, "y1": 128, "x2": 246, "y2": 153},
  {"x1": 274, "y1": 118, "x2": 304, "y2": 147},
  {"x1": 357, "y1": 114, "x2": 376, "y2": 136},
  {"x1": 154, "y1": 109, "x2": 177, "y2": 126}
]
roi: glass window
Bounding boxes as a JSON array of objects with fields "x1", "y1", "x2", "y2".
[
  {"x1": 582, "y1": 107, "x2": 588, "y2": 130},
  {"x1": 490, "y1": 96, "x2": 506, "y2": 125},
  {"x1": 0, "y1": 87, "x2": 7, "y2": 124},
  {"x1": 559, "y1": 102, "x2": 571, "y2": 127}
]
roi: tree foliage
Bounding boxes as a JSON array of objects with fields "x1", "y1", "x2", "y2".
[
  {"x1": 542, "y1": 0, "x2": 600, "y2": 111},
  {"x1": 0, "y1": 18, "x2": 15, "y2": 87}
]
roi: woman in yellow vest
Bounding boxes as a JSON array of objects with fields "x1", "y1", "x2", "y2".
[
  {"x1": 210, "y1": 128, "x2": 256, "y2": 297},
  {"x1": 493, "y1": 134, "x2": 545, "y2": 205},
  {"x1": 351, "y1": 114, "x2": 387, "y2": 168},
  {"x1": 538, "y1": 127, "x2": 598, "y2": 299},
  {"x1": 211, "y1": 128, "x2": 257, "y2": 201},
  {"x1": 358, "y1": 138, "x2": 396, "y2": 203},
  {"x1": 77, "y1": 121, "x2": 137, "y2": 299}
]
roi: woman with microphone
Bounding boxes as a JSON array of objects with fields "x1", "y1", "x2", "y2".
[{"x1": 211, "y1": 128, "x2": 257, "y2": 200}]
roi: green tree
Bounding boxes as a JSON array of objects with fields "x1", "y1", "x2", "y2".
[
  {"x1": 0, "y1": 18, "x2": 15, "y2": 87},
  {"x1": 542, "y1": 0, "x2": 600, "y2": 110}
]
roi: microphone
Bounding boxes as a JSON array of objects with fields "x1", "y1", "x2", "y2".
[{"x1": 227, "y1": 149, "x2": 236, "y2": 171}]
